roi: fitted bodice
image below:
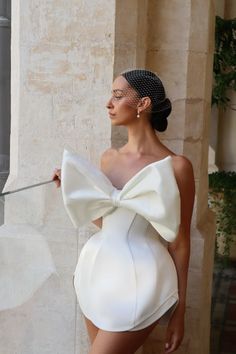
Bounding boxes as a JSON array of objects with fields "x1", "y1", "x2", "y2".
[{"x1": 102, "y1": 208, "x2": 147, "y2": 240}]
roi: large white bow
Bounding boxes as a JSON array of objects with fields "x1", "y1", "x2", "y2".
[{"x1": 61, "y1": 149, "x2": 180, "y2": 242}]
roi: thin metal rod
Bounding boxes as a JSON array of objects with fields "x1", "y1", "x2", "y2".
[{"x1": 0, "y1": 179, "x2": 55, "y2": 197}]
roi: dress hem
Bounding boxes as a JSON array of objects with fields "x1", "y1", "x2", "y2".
[{"x1": 80, "y1": 291, "x2": 179, "y2": 332}]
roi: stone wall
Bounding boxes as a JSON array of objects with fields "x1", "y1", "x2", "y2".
[
  {"x1": 0, "y1": 1, "x2": 216, "y2": 353},
  {"x1": 0, "y1": 1, "x2": 114, "y2": 353}
]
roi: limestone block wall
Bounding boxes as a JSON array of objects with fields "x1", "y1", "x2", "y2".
[{"x1": 0, "y1": 1, "x2": 114, "y2": 353}]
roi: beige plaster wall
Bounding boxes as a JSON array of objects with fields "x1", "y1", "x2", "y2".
[{"x1": 0, "y1": 1, "x2": 115, "y2": 353}]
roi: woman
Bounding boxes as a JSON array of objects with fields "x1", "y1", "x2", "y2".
[{"x1": 53, "y1": 69, "x2": 195, "y2": 354}]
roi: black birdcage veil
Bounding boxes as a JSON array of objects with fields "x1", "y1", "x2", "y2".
[{"x1": 119, "y1": 69, "x2": 172, "y2": 115}]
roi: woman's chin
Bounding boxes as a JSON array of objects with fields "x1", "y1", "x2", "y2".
[
  {"x1": 110, "y1": 119, "x2": 123, "y2": 127},
  {"x1": 109, "y1": 115, "x2": 131, "y2": 127},
  {"x1": 109, "y1": 116, "x2": 119, "y2": 124}
]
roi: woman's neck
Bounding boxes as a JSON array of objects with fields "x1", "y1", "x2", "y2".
[{"x1": 123, "y1": 120, "x2": 164, "y2": 156}]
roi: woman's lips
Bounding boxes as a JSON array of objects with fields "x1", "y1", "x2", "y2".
[{"x1": 109, "y1": 112, "x2": 116, "y2": 117}]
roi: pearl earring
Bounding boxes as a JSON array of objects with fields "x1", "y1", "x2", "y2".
[{"x1": 137, "y1": 112, "x2": 140, "y2": 118}]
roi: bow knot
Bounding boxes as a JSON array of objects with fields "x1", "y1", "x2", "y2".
[
  {"x1": 111, "y1": 189, "x2": 121, "y2": 207},
  {"x1": 61, "y1": 149, "x2": 181, "y2": 243}
]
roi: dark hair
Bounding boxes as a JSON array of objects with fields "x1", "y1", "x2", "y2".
[{"x1": 121, "y1": 69, "x2": 172, "y2": 132}]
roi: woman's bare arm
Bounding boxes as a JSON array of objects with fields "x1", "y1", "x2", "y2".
[
  {"x1": 169, "y1": 156, "x2": 195, "y2": 311},
  {"x1": 164, "y1": 155, "x2": 195, "y2": 353}
]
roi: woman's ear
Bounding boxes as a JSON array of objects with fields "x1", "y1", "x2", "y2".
[{"x1": 137, "y1": 97, "x2": 152, "y2": 112}]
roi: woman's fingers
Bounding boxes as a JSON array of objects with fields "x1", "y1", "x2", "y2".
[
  {"x1": 164, "y1": 317, "x2": 184, "y2": 353},
  {"x1": 165, "y1": 333, "x2": 180, "y2": 353},
  {"x1": 165, "y1": 329, "x2": 173, "y2": 353},
  {"x1": 52, "y1": 169, "x2": 61, "y2": 188}
]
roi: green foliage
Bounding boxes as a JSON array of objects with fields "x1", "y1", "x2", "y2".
[
  {"x1": 208, "y1": 171, "x2": 236, "y2": 267},
  {"x1": 209, "y1": 170, "x2": 236, "y2": 190},
  {"x1": 212, "y1": 16, "x2": 236, "y2": 109}
]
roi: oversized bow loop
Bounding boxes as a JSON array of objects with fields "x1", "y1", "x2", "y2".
[{"x1": 61, "y1": 149, "x2": 180, "y2": 242}]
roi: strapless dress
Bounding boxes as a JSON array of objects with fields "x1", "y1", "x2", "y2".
[{"x1": 61, "y1": 149, "x2": 181, "y2": 331}]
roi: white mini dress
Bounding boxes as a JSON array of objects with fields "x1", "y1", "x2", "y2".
[{"x1": 61, "y1": 149, "x2": 181, "y2": 332}]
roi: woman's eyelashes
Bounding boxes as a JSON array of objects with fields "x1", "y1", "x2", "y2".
[
  {"x1": 111, "y1": 95, "x2": 123, "y2": 101},
  {"x1": 110, "y1": 89, "x2": 125, "y2": 101}
]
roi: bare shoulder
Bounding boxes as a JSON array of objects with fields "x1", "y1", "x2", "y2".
[
  {"x1": 100, "y1": 148, "x2": 118, "y2": 172},
  {"x1": 171, "y1": 154, "x2": 195, "y2": 197},
  {"x1": 171, "y1": 155, "x2": 194, "y2": 177}
]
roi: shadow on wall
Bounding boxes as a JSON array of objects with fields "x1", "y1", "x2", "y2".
[
  {"x1": 0, "y1": 177, "x2": 6, "y2": 225},
  {"x1": 0, "y1": 196, "x2": 4, "y2": 225}
]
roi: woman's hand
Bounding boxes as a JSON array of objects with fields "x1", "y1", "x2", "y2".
[
  {"x1": 164, "y1": 307, "x2": 185, "y2": 353},
  {"x1": 52, "y1": 168, "x2": 61, "y2": 188}
]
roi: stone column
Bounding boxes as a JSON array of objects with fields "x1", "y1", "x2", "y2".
[
  {"x1": 0, "y1": 1, "x2": 114, "y2": 353},
  {"x1": 216, "y1": 0, "x2": 236, "y2": 171},
  {"x1": 112, "y1": 0, "x2": 149, "y2": 149},
  {"x1": 142, "y1": 1, "x2": 216, "y2": 353},
  {"x1": 209, "y1": 0, "x2": 224, "y2": 173}
]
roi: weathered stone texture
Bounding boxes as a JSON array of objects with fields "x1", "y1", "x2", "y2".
[
  {"x1": 1, "y1": 1, "x2": 115, "y2": 353},
  {"x1": 1, "y1": 0, "x2": 217, "y2": 353}
]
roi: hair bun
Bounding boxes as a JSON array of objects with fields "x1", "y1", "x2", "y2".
[
  {"x1": 150, "y1": 98, "x2": 172, "y2": 132},
  {"x1": 120, "y1": 69, "x2": 172, "y2": 132}
]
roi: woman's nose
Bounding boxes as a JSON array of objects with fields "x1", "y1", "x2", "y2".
[{"x1": 106, "y1": 97, "x2": 113, "y2": 109}]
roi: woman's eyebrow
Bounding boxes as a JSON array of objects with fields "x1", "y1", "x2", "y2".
[{"x1": 112, "y1": 89, "x2": 125, "y2": 94}]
